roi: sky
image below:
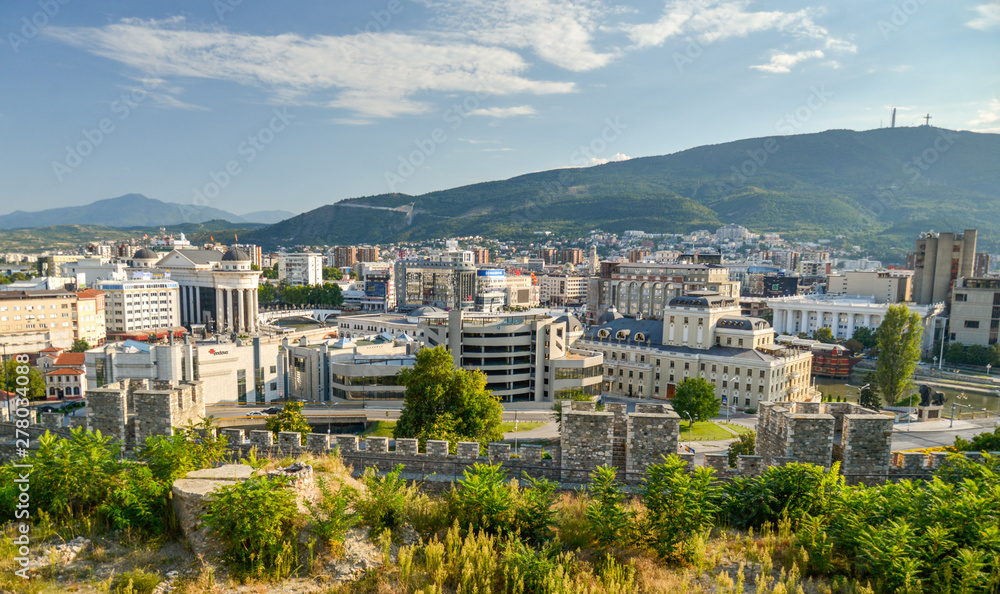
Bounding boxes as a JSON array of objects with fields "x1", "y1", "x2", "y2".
[{"x1": 1, "y1": 0, "x2": 998, "y2": 218}]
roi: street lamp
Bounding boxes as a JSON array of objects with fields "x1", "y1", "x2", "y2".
[
  {"x1": 988, "y1": 364, "x2": 992, "y2": 377},
  {"x1": 320, "y1": 401, "x2": 338, "y2": 434},
  {"x1": 684, "y1": 411, "x2": 693, "y2": 444}
]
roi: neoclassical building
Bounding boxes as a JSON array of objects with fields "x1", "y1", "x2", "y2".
[
  {"x1": 579, "y1": 292, "x2": 818, "y2": 409},
  {"x1": 156, "y1": 248, "x2": 260, "y2": 334}
]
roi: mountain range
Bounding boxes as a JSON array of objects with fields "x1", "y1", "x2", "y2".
[
  {"x1": 0, "y1": 194, "x2": 294, "y2": 228},
  {"x1": 245, "y1": 126, "x2": 1000, "y2": 254},
  {"x1": 8, "y1": 127, "x2": 999, "y2": 256}
]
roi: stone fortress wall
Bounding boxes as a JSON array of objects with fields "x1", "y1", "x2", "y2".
[
  {"x1": 219, "y1": 399, "x2": 954, "y2": 485},
  {"x1": 85, "y1": 378, "x2": 206, "y2": 446}
]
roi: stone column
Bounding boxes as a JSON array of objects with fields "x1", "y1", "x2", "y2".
[
  {"x1": 251, "y1": 289, "x2": 259, "y2": 333},
  {"x1": 864, "y1": 313, "x2": 872, "y2": 330},
  {"x1": 243, "y1": 289, "x2": 253, "y2": 333},
  {"x1": 215, "y1": 287, "x2": 224, "y2": 332},
  {"x1": 847, "y1": 311, "x2": 856, "y2": 340},
  {"x1": 226, "y1": 289, "x2": 235, "y2": 333},
  {"x1": 195, "y1": 287, "x2": 202, "y2": 323}
]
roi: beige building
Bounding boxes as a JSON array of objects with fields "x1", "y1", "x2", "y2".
[
  {"x1": 538, "y1": 274, "x2": 590, "y2": 306},
  {"x1": 156, "y1": 248, "x2": 261, "y2": 334},
  {"x1": 579, "y1": 292, "x2": 818, "y2": 409},
  {"x1": 586, "y1": 262, "x2": 740, "y2": 324},
  {"x1": 911, "y1": 229, "x2": 977, "y2": 305},
  {"x1": 505, "y1": 275, "x2": 539, "y2": 308},
  {"x1": 950, "y1": 277, "x2": 1000, "y2": 346},
  {"x1": 0, "y1": 290, "x2": 78, "y2": 352},
  {"x1": 75, "y1": 289, "x2": 107, "y2": 347},
  {"x1": 826, "y1": 270, "x2": 913, "y2": 304}
]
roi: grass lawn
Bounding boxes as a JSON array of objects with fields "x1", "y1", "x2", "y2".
[
  {"x1": 678, "y1": 421, "x2": 739, "y2": 442},
  {"x1": 362, "y1": 420, "x2": 396, "y2": 437},
  {"x1": 717, "y1": 422, "x2": 754, "y2": 435},
  {"x1": 500, "y1": 421, "x2": 545, "y2": 433}
]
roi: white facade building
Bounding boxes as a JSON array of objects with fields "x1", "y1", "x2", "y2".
[
  {"x1": 156, "y1": 248, "x2": 260, "y2": 334},
  {"x1": 95, "y1": 273, "x2": 181, "y2": 333},
  {"x1": 768, "y1": 295, "x2": 944, "y2": 352},
  {"x1": 278, "y1": 252, "x2": 323, "y2": 287}
]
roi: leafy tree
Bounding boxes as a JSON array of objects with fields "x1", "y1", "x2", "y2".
[
  {"x1": 671, "y1": 377, "x2": 720, "y2": 425},
  {"x1": 727, "y1": 431, "x2": 755, "y2": 468},
  {"x1": 261, "y1": 264, "x2": 279, "y2": 279},
  {"x1": 872, "y1": 304, "x2": 923, "y2": 407},
  {"x1": 858, "y1": 384, "x2": 881, "y2": 410},
  {"x1": 394, "y1": 346, "x2": 503, "y2": 449},
  {"x1": 323, "y1": 266, "x2": 344, "y2": 280},
  {"x1": 258, "y1": 282, "x2": 277, "y2": 304},
  {"x1": 813, "y1": 327, "x2": 836, "y2": 344},
  {"x1": 69, "y1": 339, "x2": 90, "y2": 353},
  {"x1": 844, "y1": 338, "x2": 864, "y2": 354},
  {"x1": 852, "y1": 326, "x2": 878, "y2": 350},
  {"x1": 638, "y1": 455, "x2": 718, "y2": 562},
  {"x1": 585, "y1": 465, "x2": 632, "y2": 550},
  {"x1": 265, "y1": 400, "x2": 312, "y2": 439},
  {"x1": 0, "y1": 359, "x2": 46, "y2": 400},
  {"x1": 250, "y1": 263, "x2": 260, "y2": 271}
]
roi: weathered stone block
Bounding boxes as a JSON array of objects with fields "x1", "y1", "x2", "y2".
[
  {"x1": 456, "y1": 441, "x2": 480, "y2": 460},
  {"x1": 396, "y1": 438, "x2": 418, "y2": 456},
  {"x1": 278, "y1": 431, "x2": 302, "y2": 450},
  {"x1": 367, "y1": 436, "x2": 389, "y2": 453},
  {"x1": 305, "y1": 433, "x2": 331, "y2": 452},
  {"x1": 520, "y1": 444, "x2": 543, "y2": 464},
  {"x1": 336, "y1": 435, "x2": 358, "y2": 453},
  {"x1": 426, "y1": 440, "x2": 449, "y2": 457},
  {"x1": 487, "y1": 442, "x2": 511, "y2": 462},
  {"x1": 220, "y1": 428, "x2": 244, "y2": 445},
  {"x1": 248, "y1": 430, "x2": 273, "y2": 447},
  {"x1": 737, "y1": 455, "x2": 763, "y2": 476},
  {"x1": 704, "y1": 453, "x2": 730, "y2": 473}
]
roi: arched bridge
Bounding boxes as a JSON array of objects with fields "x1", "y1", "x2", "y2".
[{"x1": 259, "y1": 308, "x2": 341, "y2": 325}]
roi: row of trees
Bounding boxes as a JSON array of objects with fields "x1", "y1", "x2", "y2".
[{"x1": 257, "y1": 282, "x2": 344, "y2": 307}]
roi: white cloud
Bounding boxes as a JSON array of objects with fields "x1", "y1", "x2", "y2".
[
  {"x1": 419, "y1": 0, "x2": 619, "y2": 71},
  {"x1": 967, "y1": 2, "x2": 1000, "y2": 30},
  {"x1": 587, "y1": 152, "x2": 632, "y2": 166},
  {"x1": 969, "y1": 98, "x2": 1000, "y2": 132},
  {"x1": 626, "y1": 0, "x2": 852, "y2": 51},
  {"x1": 44, "y1": 18, "x2": 575, "y2": 119},
  {"x1": 750, "y1": 49, "x2": 824, "y2": 74},
  {"x1": 890, "y1": 65, "x2": 912, "y2": 73},
  {"x1": 467, "y1": 105, "x2": 537, "y2": 118}
]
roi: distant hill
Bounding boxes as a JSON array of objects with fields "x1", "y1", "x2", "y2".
[
  {"x1": 0, "y1": 194, "x2": 248, "y2": 229},
  {"x1": 0, "y1": 220, "x2": 268, "y2": 253},
  {"x1": 240, "y1": 210, "x2": 296, "y2": 224},
  {"x1": 247, "y1": 127, "x2": 1000, "y2": 253}
]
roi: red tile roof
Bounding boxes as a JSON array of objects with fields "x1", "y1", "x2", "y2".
[
  {"x1": 46, "y1": 369, "x2": 84, "y2": 376},
  {"x1": 54, "y1": 353, "x2": 86, "y2": 366}
]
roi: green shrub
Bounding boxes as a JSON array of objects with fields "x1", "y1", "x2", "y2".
[
  {"x1": 514, "y1": 474, "x2": 559, "y2": 545},
  {"x1": 721, "y1": 462, "x2": 842, "y2": 529},
  {"x1": 99, "y1": 464, "x2": 172, "y2": 535},
  {"x1": 406, "y1": 491, "x2": 452, "y2": 539},
  {"x1": 306, "y1": 477, "x2": 357, "y2": 548},
  {"x1": 456, "y1": 463, "x2": 516, "y2": 535},
  {"x1": 110, "y1": 569, "x2": 162, "y2": 594},
  {"x1": 202, "y1": 475, "x2": 300, "y2": 579},
  {"x1": 354, "y1": 464, "x2": 411, "y2": 536},
  {"x1": 585, "y1": 465, "x2": 632, "y2": 550},
  {"x1": 138, "y1": 418, "x2": 229, "y2": 483},
  {"x1": 727, "y1": 431, "x2": 755, "y2": 468},
  {"x1": 637, "y1": 454, "x2": 718, "y2": 562}
]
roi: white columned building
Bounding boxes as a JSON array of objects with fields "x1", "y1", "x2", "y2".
[
  {"x1": 156, "y1": 248, "x2": 261, "y2": 334},
  {"x1": 767, "y1": 295, "x2": 944, "y2": 353}
]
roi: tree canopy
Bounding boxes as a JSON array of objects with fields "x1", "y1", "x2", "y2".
[
  {"x1": 872, "y1": 304, "x2": 923, "y2": 407},
  {"x1": 671, "y1": 377, "x2": 720, "y2": 424},
  {"x1": 265, "y1": 401, "x2": 312, "y2": 439},
  {"x1": 394, "y1": 346, "x2": 504, "y2": 449},
  {"x1": 69, "y1": 339, "x2": 90, "y2": 353},
  {"x1": 813, "y1": 327, "x2": 835, "y2": 344},
  {"x1": 0, "y1": 359, "x2": 46, "y2": 400}
]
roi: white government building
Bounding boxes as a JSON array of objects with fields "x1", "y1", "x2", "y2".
[{"x1": 767, "y1": 295, "x2": 945, "y2": 352}]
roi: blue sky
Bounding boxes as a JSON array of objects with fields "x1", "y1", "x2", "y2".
[{"x1": 1, "y1": 0, "x2": 998, "y2": 217}]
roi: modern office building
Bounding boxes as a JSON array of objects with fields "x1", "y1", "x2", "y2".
[
  {"x1": 278, "y1": 252, "x2": 323, "y2": 287},
  {"x1": 911, "y1": 229, "x2": 977, "y2": 305},
  {"x1": 419, "y1": 309, "x2": 603, "y2": 402},
  {"x1": 95, "y1": 272, "x2": 180, "y2": 335},
  {"x1": 826, "y1": 270, "x2": 913, "y2": 304},
  {"x1": 360, "y1": 262, "x2": 396, "y2": 312},
  {"x1": 283, "y1": 339, "x2": 416, "y2": 402},
  {"x1": 475, "y1": 269, "x2": 506, "y2": 313},
  {"x1": 579, "y1": 292, "x2": 819, "y2": 408},
  {"x1": 394, "y1": 259, "x2": 477, "y2": 311}
]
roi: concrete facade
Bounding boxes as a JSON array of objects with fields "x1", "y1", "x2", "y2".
[
  {"x1": 912, "y1": 229, "x2": 977, "y2": 306},
  {"x1": 950, "y1": 277, "x2": 1000, "y2": 346}
]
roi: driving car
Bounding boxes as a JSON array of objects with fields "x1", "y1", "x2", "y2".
[
  {"x1": 247, "y1": 411, "x2": 268, "y2": 417},
  {"x1": 262, "y1": 407, "x2": 282, "y2": 415}
]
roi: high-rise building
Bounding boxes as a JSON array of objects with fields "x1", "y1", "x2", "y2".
[
  {"x1": 0, "y1": 290, "x2": 78, "y2": 352},
  {"x1": 628, "y1": 249, "x2": 651, "y2": 263},
  {"x1": 950, "y1": 277, "x2": 1000, "y2": 346},
  {"x1": 561, "y1": 248, "x2": 583, "y2": 265},
  {"x1": 975, "y1": 252, "x2": 991, "y2": 277},
  {"x1": 96, "y1": 273, "x2": 181, "y2": 335},
  {"x1": 75, "y1": 288, "x2": 107, "y2": 347},
  {"x1": 538, "y1": 247, "x2": 558, "y2": 265},
  {"x1": 278, "y1": 253, "x2": 323, "y2": 287},
  {"x1": 357, "y1": 246, "x2": 380, "y2": 263},
  {"x1": 911, "y1": 229, "x2": 977, "y2": 305},
  {"x1": 394, "y1": 259, "x2": 477, "y2": 311},
  {"x1": 333, "y1": 246, "x2": 358, "y2": 268},
  {"x1": 472, "y1": 248, "x2": 490, "y2": 265}
]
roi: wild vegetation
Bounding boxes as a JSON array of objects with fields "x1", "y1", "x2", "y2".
[{"x1": 6, "y1": 417, "x2": 1000, "y2": 592}]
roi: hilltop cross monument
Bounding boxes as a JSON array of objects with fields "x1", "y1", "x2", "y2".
[{"x1": 923, "y1": 113, "x2": 932, "y2": 126}]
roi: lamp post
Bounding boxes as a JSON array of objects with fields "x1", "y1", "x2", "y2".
[
  {"x1": 685, "y1": 411, "x2": 693, "y2": 444},
  {"x1": 988, "y1": 364, "x2": 992, "y2": 377}
]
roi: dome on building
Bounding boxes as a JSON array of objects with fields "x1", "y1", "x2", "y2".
[
  {"x1": 133, "y1": 248, "x2": 158, "y2": 260},
  {"x1": 409, "y1": 306, "x2": 446, "y2": 318},
  {"x1": 596, "y1": 307, "x2": 623, "y2": 325},
  {"x1": 221, "y1": 247, "x2": 251, "y2": 262},
  {"x1": 555, "y1": 313, "x2": 583, "y2": 334}
]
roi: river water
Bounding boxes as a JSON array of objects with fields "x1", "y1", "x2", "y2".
[{"x1": 813, "y1": 375, "x2": 1000, "y2": 415}]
